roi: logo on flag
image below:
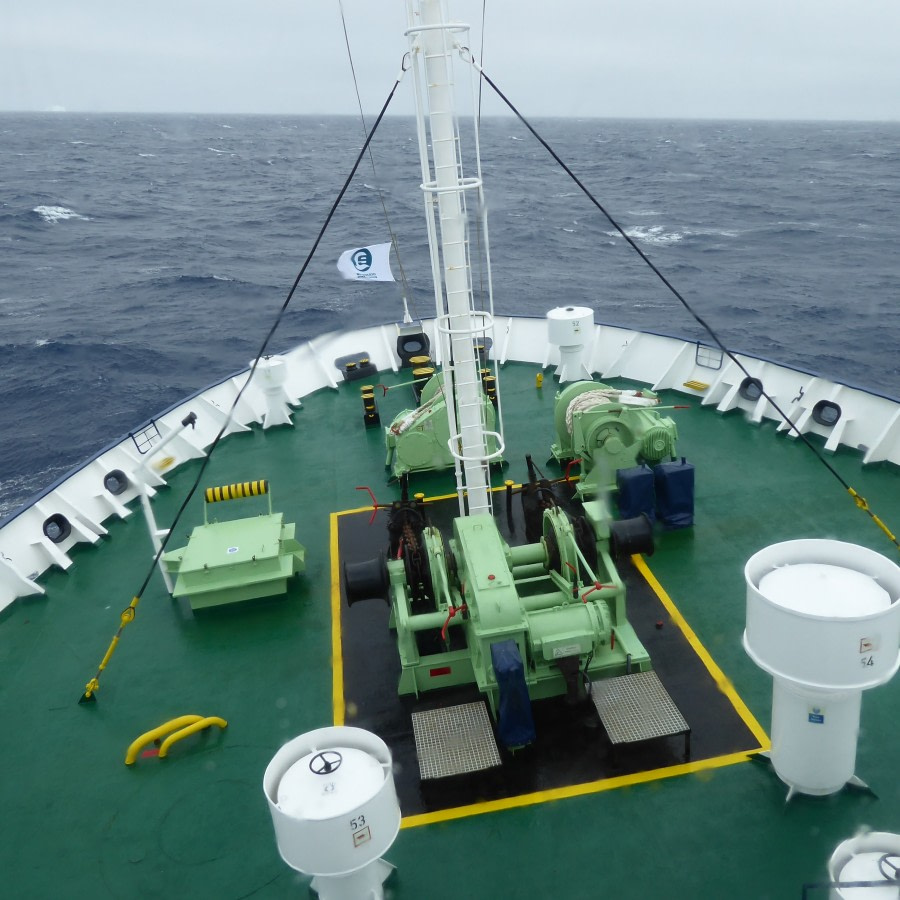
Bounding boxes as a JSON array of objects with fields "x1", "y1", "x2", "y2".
[{"x1": 337, "y1": 242, "x2": 395, "y2": 282}]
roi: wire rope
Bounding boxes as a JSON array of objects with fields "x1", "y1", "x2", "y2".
[
  {"x1": 80, "y1": 77, "x2": 405, "y2": 702},
  {"x1": 338, "y1": 0, "x2": 419, "y2": 320},
  {"x1": 471, "y1": 60, "x2": 899, "y2": 554}
]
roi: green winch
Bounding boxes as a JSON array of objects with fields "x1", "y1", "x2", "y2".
[
  {"x1": 345, "y1": 476, "x2": 652, "y2": 746},
  {"x1": 550, "y1": 381, "x2": 679, "y2": 498},
  {"x1": 384, "y1": 371, "x2": 502, "y2": 479}
]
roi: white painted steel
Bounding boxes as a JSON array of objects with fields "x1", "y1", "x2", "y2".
[
  {"x1": 546, "y1": 306, "x2": 594, "y2": 383},
  {"x1": 828, "y1": 832, "x2": 900, "y2": 899},
  {"x1": 406, "y1": 0, "x2": 492, "y2": 517},
  {"x1": 744, "y1": 539, "x2": 900, "y2": 796},
  {"x1": 263, "y1": 726, "x2": 400, "y2": 897},
  {"x1": 2, "y1": 318, "x2": 900, "y2": 612},
  {"x1": 744, "y1": 540, "x2": 900, "y2": 690},
  {"x1": 252, "y1": 356, "x2": 295, "y2": 428},
  {"x1": 770, "y1": 679, "x2": 862, "y2": 796}
]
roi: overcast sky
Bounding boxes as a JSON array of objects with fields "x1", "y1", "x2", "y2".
[{"x1": 3, "y1": 0, "x2": 899, "y2": 121}]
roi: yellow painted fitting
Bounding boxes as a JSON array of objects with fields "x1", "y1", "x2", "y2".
[
  {"x1": 153, "y1": 455, "x2": 176, "y2": 472},
  {"x1": 536, "y1": 373, "x2": 544, "y2": 388},
  {"x1": 158, "y1": 717, "x2": 228, "y2": 759},
  {"x1": 204, "y1": 480, "x2": 268, "y2": 503},
  {"x1": 125, "y1": 715, "x2": 205, "y2": 765}
]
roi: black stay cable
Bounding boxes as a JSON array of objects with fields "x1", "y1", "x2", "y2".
[
  {"x1": 474, "y1": 63, "x2": 899, "y2": 553},
  {"x1": 80, "y1": 77, "x2": 404, "y2": 703}
]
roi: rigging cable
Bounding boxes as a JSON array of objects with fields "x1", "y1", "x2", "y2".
[
  {"x1": 471, "y1": 0, "x2": 489, "y2": 311},
  {"x1": 338, "y1": 0, "x2": 419, "y2": 321},
  {"x1": 79, "y1": 74, "x2": 406, "y2": 704},
  {"x1": 470, "y1": 59, "x2": 899, "y2": 555}
]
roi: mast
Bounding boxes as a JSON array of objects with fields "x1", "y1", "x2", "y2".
[{"x1": 405, "y1": 0, "x2": 500, "y2": 518}]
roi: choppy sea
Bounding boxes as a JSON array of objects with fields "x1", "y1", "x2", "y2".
[{"x1": 2, "y1": 113, "x2": 900, "y2": 518}]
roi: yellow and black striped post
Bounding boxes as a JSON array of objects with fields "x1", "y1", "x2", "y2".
[
  {"x1": 361, "y1": 385, "x2": 380, "y2": 428},
  {"x1": 412, "y1": 367, "x2": 434, "y2": 403},
  {"x1": 204, "y1": 480, "x2": 269, "y2": 503},
  {"x1": 483, "y1": 375, "x2": 497, "y2": 406}
]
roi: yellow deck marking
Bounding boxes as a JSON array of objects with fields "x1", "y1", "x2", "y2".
[
  {"x1": 330, "y1": 500, "x2": 769, "y2": 829},
  {"x1": 631, "y1": 554, "x2": 771, "y2": 750},
  {"x1": 401, "y1": 749, "x2": 756, "y2": 829},
  {"x1": 330, "y1": 512, "x2": 345, "y2": 726}
]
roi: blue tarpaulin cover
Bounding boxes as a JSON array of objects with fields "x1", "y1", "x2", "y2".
[
  {"x1": 491, "y1": 639, "x2": 536, "y2": 749},
  {"x1": 654, "y1": 458, "x2": 695, "y2": 528},
  {"x1": 617, "y1": 464, "x2": 656, "y2": 522}
]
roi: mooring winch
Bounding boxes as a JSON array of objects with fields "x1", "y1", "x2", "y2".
[
  {"x1": 346, "y1": 474, "x2": 653, "y2": 749},
  {"x1": 550, "y1": 381, "x2": 680, "y2": 498},
  {"x1": 384, "y1": 371, "x2": 502, "y2": 479}
]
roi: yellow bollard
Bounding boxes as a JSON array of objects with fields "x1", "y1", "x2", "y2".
[{"x1": 536, "y1": 373, "x2": 544, "y2": 388}]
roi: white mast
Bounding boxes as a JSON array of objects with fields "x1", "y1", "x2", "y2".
[{"x1": 405, "y1": 0, "x2": 500, "y2": 518}]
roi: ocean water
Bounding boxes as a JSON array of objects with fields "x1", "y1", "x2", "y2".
[{"x1": 2, "y1": 113, "x2": 900, "y2": 518}]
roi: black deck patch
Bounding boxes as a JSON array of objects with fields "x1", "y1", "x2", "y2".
[{"x1": 336, "y1": 489, "x2": 762, "y2": 818}]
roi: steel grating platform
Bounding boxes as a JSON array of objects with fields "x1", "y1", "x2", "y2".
[
  {"x1": 591, "y1": 670, "x2": 691, "y2": 760},
  {"x1": 411, "y1": 701, "x2": 502, "y2": 780}
]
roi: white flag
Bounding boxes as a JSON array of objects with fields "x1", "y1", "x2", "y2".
[{"x1": 336, "y1": 242, "x2": 395, "y2": 282}]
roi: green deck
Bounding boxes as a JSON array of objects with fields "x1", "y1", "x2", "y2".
[{"x1": 2, "y1": 362, "x2": 900, "y2": 899}]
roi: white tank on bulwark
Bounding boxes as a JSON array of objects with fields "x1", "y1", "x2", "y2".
[
  {"x1": 263, "y1": 726, "x2": 401, "y2": 900},
  {"x1": 744, "y1": 539, "x2": 900, "y2": 799},
  {"x1": 546, "y1": 306, "x2": 594, "y2": 383}
]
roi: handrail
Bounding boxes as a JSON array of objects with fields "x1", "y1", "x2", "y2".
[
  {"x1": 158, "y1": 717, "x2": 228, "y2": 759},
  {"x1": 125, "y1": 715, "x2": 204, "y2": 765}
]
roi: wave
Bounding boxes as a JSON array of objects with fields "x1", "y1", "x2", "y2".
[
  {"x1": 33, "y1": 205, "x2": 90, "y2": 224},
  {"x1": 611, "y1": 225, "x2": 685, "y2": 246},
  {"x1": 3, "y1": 113, "x2": 900, "y2": 504}
]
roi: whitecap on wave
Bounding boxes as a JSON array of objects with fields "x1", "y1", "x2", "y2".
[
  {"x1": 138, "y1": 153, "x2": 156, "y2": 158},
  {"x1": 33, "y1": 205, "x2": 90, "y2": 224},
  {"x1": 612, "y1": 225, "x2": 684, "y2": 246}
]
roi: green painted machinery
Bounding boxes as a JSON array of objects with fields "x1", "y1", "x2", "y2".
[
  {"x1": 550, "y1": 381, "x2": 679, "y2": 498},
  {"x1": 384, "y1": 372, "x2": 502, "y2": 479},
  {"x1": 346, "y1": 481, "x2": 652, "y2": 743},
  {"x1": 162, "y1": 480, "x2": 305, "y2": 609}
]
